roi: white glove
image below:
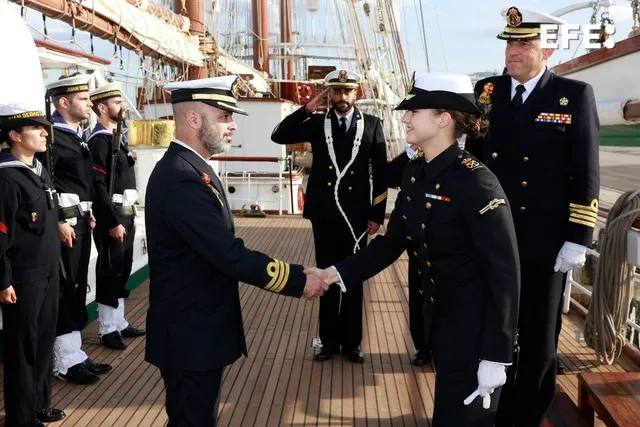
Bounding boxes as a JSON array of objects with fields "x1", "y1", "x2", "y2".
[
  {"x1": 463, "y1": 360, "x2": 507, "y2": 409},
  {"x1": 553, "y1": 241, "x2": 587, "y2": 273}
]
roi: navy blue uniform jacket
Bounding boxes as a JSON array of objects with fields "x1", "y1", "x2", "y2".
[{"x1": 145, "y1": 142, "x2": 306, "y2": 371}]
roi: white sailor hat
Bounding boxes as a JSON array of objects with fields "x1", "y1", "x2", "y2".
[
  {"x1": 163, "y1": 75, "x2": 247, "y2": 115},
  {"x1": 497, "y1": 6, "x2": 566, "y2": 41},
  {"x1": 324, "y1": 69, "x2": 360, "y2": 89},
  {"x1": 90, "y1": 81, "x2": 124, "y2": 103},
  {"x1": 0, "y1": 103, "x2": 51, "y2": 129},
  {"x1": 46, "y1": 73, "x2": 92, "y2": 97},
  {"x1": 395, "y1": 72, "x2": 480, "y2": 115}
]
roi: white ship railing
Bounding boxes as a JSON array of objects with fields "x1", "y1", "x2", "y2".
[
  {"x1": 562, "y1": 248, "x2": 640, "y2": 342},
  {"x1": 214, "y1": 156, "x2": 295, "y2": 215}
]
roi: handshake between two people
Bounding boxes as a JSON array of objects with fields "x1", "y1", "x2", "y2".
[{"x1": 301, "y1": 266, "x2": 343, "y2": 300}]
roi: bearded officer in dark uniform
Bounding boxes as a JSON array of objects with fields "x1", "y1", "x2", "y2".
[
  {"x1": 0, "y1": 104, "x2": 65, "y2": 426},
  {"x1": 465, "y1": 7, "x2": 600, "y2": 426},
  {"x1": 88, "y1": 81, "x2": 145, "y2": 350},
  {"x1": 145, "y1": 75, "x2": 327, "y2": 426},
  {"x1": 41, "y1": 74, "x2": 112, "y2": 385},
  {"x1": 271, "y1": 69, "x2": 389, "y2": 363}
]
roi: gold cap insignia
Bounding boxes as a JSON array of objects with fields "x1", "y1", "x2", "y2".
[
  {"x1": 506, "y1": 7, "x2": 523, "y2": 28},
  {"x1": 338, "y1": 70, "x2": 348, "y2": 83},
  {"x1": 559, "y1": 97, "x2": 569, "y2": 106}
]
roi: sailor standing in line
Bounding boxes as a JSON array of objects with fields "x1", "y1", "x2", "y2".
[
  {"x1": 308, "y1": 73, "x2": 521, "y2": 426},
  {"x1": 88, "y1": 82, "x2": 145, "y2": 350},
  {"x1": 271, "y1": 70, "x2": 389, "y2": 363},
  {"x1": 465, "y1": 7, "x2": 600, "y2": 426},
  {"x1": 0, "y1": 104, "x2": 66, "y2": 426},
  {"x1": 41, "y1": 74, "x2": 112, "y2": 385}
]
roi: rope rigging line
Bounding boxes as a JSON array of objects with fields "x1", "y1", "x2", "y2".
[{"x1": 584, "y1": 190, "x2": 640, "y2": 365}]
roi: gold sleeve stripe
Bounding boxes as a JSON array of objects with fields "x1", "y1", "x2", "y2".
[
  {"x1": 273, "y1": 262, "x2": 290, "y2": 293},
  {"x1": 373, "y1": 191, "x2": 388, "y2": 206},
  {"x1": 569, "y1": 217, "x2": 596, "y2": 228},
  {"x1": 265, "y1": 259, "x2": 290, "y2": 293},
  {"x1": 570, "y1": 212, "x2": 597, "y2": 223},
  {"x1": 569, "y1": 201, "x2": 599, "y2": 213},
  {"x1": 265, "y1": 260, "x2": 280, "y2": 291},
  {"x1": 569, "y1": 210, "x2": 598, "y2": 220}
]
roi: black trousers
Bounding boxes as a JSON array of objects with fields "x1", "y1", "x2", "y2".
[
  {"x1": 311, "y1": 216, "x2": 366, "y2": 353},
  {"x1": 93, "y1": 217, "x2": 135, "y2": 308},
  {"x1": 57, "y1": 218, "x2": 91, "y2": 335},
  {"x1": 2, "y1": 274, "x2": 59, "y2": 426},
  {"x1": 432, "y1": 361, "x2": 501, "y2": 427},
  {"x1": 160, "y1": 367, "x2": 223, "y2": 427},
  {"x1": 407, "y1": 253, "x2": 431, "y2": 354},
  {"x1": 495, "y1": 259, "x2": 565, "y2": 427}
]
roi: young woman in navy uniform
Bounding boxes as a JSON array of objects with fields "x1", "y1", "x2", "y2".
[
  {"x1": 0, "y1": 105, "x2": 65, "y2": 426},
  {"x1": 309, "y1": 73, "x2": 521, "y2": 426}
]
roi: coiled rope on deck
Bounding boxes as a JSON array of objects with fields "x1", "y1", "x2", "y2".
[{"x1": 584, "y1": 190, "x2": 640, "y2": 365}]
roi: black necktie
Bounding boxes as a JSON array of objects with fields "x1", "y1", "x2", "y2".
[
  {"x1": 512, "y1": 84, "x2": 526, "y2": 109},
  {"x1": 339, "y1": 117, "x2": 347, "y2": 133}
]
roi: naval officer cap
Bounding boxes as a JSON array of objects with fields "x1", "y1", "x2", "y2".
[
  {"x1": 90, "y1": 81, "x2": 124, "y2": 103},
  {"x1": 46, "y1": 73, "x2": 92, "y2": 97},
  {"x1": 164, "y1": 75, "x2": 248, "y2": 115},
  {"x1": 395, "y1": 72, "x2": 480, "y2": 115},
  {"x1": 497, "y1": 6, "x2": 566, "y2": 41},
  {"x1": 324, "y1": 69, "x2": 360, "y2": 89},
  {"x1": 0, "y1": 103, "x2": 51, "y2": 129}
]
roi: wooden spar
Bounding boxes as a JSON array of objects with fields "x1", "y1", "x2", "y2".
[
  {"x1": 252, "y1": 0, "x2": 269, "y2": 73},
  {"x1": 34, "y1": 38, "x2": 111, "y2": 65},
  {"x1": 174, "y1": 0, "x2": 207, "y2": 79},
  {"x1": 20, "y1": 0, "x2": 188, "y2": 64},
  {"x1": 280, "y1": 0, "x2": 294, "y2": 80}
]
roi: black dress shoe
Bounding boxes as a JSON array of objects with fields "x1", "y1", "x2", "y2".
[
  {"x1": 344, "y1": 349, "x2": 364, "y2": 364},
  {"x1": 411, "y1": 350, "x2": 431, "y2": 366},
  {"x1": 56, "y1": 363, "x2": 99, "y2": 385},
  {"x1": 101, "y1": 330, "x2": 127, "y2": 350},
  {"x1": 36, "y1": 408, "x2": 65, "y2": 423},
  {"x1": 313, "y1": 346, "x2": 334, "y2": 361},
  {"x1": 82, "y1": 358, "x2": 112, "y2": 375},
  {"x1": 120, "y1": 325, "x2": 146, "y2": 337}
]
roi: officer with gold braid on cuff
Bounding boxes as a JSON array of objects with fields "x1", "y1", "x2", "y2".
[
  {"x1": 144, "y1": 76, "x2": 327, "y2": 427},
  {"x1": 464, "y1": 7, "x2": 600, "y2": 426}
]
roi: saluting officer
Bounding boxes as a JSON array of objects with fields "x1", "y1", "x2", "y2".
[
  {"x1": 271, "y1": 69, "x2": 389, "y2": 363},
  {"x1": 88, "y1": 81, "x2": 145, "y2": 350},
  {"x1": 465, "y1": 7, "x2": 600, "y2": 426},
  {"x1": 42, "y1": 74, "x2": 112, "y2": 385},
  {"x1": 0, "y1": 104, "x2": 65, "y2": 426},
  {"x1": 145, "y1": 76, "x2": 326, "y2": 426},
  {"x1": 309, "y1": 72, "x2": 520, "y2": 426}
]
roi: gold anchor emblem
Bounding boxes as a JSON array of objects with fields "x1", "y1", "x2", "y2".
[{"x1": 479, "y1": 198, "x2": 506, "y2": 215}]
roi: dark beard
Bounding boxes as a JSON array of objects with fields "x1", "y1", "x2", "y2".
[{"x1": 332, "y1": 100, "x2": 353, "y2": 114}]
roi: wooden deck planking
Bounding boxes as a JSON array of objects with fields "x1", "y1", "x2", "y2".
[{"x1": 1, "y1": 215, "x2": 638, "y2": 426}]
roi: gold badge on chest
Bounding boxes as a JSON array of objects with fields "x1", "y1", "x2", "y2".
[{"x1": 559, "y1": 97, "x2": 569, "y2": 106}]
